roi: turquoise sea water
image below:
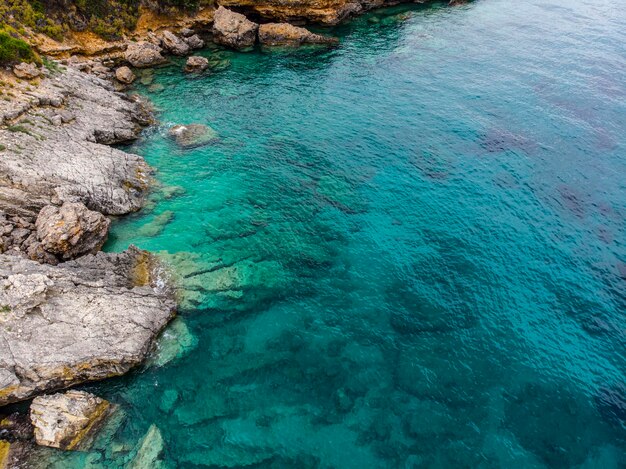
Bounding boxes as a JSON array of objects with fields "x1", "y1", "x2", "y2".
[{"x1": 48, "y1": 0, "x2": 626, "y2": 467}]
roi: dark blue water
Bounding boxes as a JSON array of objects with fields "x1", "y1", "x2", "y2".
[{"x1": 44, "y1": 0, "x2": 626, "y2": 467}]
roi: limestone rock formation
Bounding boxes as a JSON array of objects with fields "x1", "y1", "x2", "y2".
[
  {"x1": 212, "y1": 6, "x2": 259, "y2": 50},
  {"x1": 185, "y1": 34, "x2": 205, "y2": 50},
  {"x1": 12, "y1": 63, "x2": 41, "y2": 80},
  {"x1": 168, "y1": 124, "x2": 219, "y2": 148},
  {"x1": 161, "y1": 31, "x2": 191, "y2": 56},
  {"x1": 0, "y1": 67, "x2": 153, "y2": 218},
  {"x1": 0, "y1": 246, "x2": 176, "y2": 406},
  {"x1": 218, "y1": 0, "x2": 365, "y2": 24},
  {"x1": 30, "y1": 391, "x2": 112, "y2": 450},
  {"x1": 35, "y1": 203, "x2": 110, "y2": 260},
  {"x1": 115, "y1": 66, "x2": 136, "y2": 84},
  {"x1": 125, "y1": 42, "x2": 168, "y2": 68},
  {"x1": 184, "y1": 56, "x2": 210, "y2": 73},
  {"x1": 258, "y1": 23, "x2": 339, "y2": 46}
]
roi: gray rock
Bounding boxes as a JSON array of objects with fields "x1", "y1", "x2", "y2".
[
  {"x1": 0, "y1": 67, "x2": 153, "y2": 218},
  {"x1": 168, "y1": 124, "x2": 219, "y2": 148},
  {"x1": 184, "y1": 34, "x2": 205, "y2": 50},
  {"x1": 184, "y1": 56, "x2": 209, "y2": 73},
  {"x1": 161, "y1": 30, "x2": 190, "y2": 56},
  {"x1": 125, "y1": 42, "x2": 167, "y2": 68},
  {"x1": 35, "y1": 203, "x2": 110, "y2": 260},
  {"x1": 180, "y1": 27, "x2": 195, "y2": 38},
  {"x1": 13, "y1": 63, "x2": 41, "y2": 80},
  {"x1": 115, "y1": 66, "x2": 136, "y2": 84},
  {"x1": 0, "y1": 246, "x2": 176, "y2": 405},
  {"x1": 258, "y1": 23, "x2": 339, "y2": 46},
  {"x1": 30, "y1": 390, "x2": 112, "y2": 450},
  {"x1": 212, "y1": 6, "x2": 258, "y2": 50}
]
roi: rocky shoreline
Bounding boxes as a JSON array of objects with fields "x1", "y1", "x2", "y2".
[{"x1": 0, "y1": 0, "x2": 469, "y2": 465}]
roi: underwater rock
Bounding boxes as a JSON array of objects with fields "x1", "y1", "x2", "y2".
[
  {"x1": 161, "y1": 31, "x2": 191, "y2": 56},
  {"x1": 184, "y1": 56, "x2": 209, "y2": 73},
  {"x1": 30, "y1": 390, "x2": 112, "y2": 450},
  {"x1": 258, "y1": 23, "x2": 339, "y2": 46},
  {"x1": 0, "y1": 247, "x2": 175, "y2": 406},
  {"x1": 128, "y1": 424, "x2": 165, "y2": 469},
  {"x1": 212, "y1": 6, "x2": 259, "y2": 50},
  {"x1": 35, "y1": 203, "x2": 110, "y2": 260},
  {"x1": 136, "y1": 210, "x2": 174, "y2": 238},
  {"x1": 115, "y1": 66, "x2": 136, "y2": 85},
  {"x1": 168, "y1": 124, "x2": 219, "y2": 149},
  {"x1": 125, "y1": 42, "x2": 168, "y2": 68},
  {"x1": 148, "y1": 317, "x2": 198, "y2": 368}
]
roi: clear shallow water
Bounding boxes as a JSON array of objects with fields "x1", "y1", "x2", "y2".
[{"x1": 48, "y1": 0, "x2": 626, "y2": 467}]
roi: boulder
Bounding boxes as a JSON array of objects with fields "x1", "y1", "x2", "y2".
[
  {"x1": 212, "y1": 6, "x2": 259, "y2": 50},
  {"x1": 30, "y1": 390, "x2": 111, "y2": 450},
  {"x1": 168, "y1": 124, "x2": 219, "y2": 148},
  {"x1": 35, "y1": 202, "x2": 110, "y2": 260},
  {"x1": 125, "y1": 42, "x2": 167, "y2": 68},
  {"x1": 161, "y1": 30, "x2": 190, "y2": 56},
  {"x1": 180, "y1": 27, "x2": 195, "y2": 38},
  {"x1": 258, "y1": 23, "x2": 339, "y2": 46},
  {"x1": 115, "y1": 66, "x2": 136, "y2": 84},
  {"x1": 184, "y1": 34, "x2": 205, "y2": 50},
  {"x1": 0, "y1": 247, "x2": 176, "y2": 406},
  {"x1": 13, "y1": 62, "x2": 41, "y2": 80},
  {"x1": 184, "y1": 56, "x2": 209, "y2": 73}
]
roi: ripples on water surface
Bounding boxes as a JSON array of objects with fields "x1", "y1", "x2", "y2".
[{"x1": 49, "y1": 0, "x2": 626, "y2": 467}]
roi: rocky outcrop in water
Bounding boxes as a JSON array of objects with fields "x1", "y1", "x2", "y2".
[
  {"x1": 161, "y1": 31, "x2": 191, "y2": 56},
  {"x1": 0, "y1": 66, "x2": 153, "y2": 219},
  {"x1": 35, "y1": 203, "x2": 110, "y2": 261},
  {"x1": 184, "y1": 56, "x2": 210, "y2": 73},
  {"x1": 0, "y1": 246, "x2": 175, "y2": 406},
  {"x1": 30, "y1": 390, "x2": 112, "y2": 450},
  {"x1": 258, "y1": 23, "x2": 339, "y2": 46},
  {"x1": 212, "y1": 6, "x2": 259, "y2": 50},
  {"x1": 125, "y1": 41, "x2": 168, "y2": 68},
  {"x1": 168, "y1": 124, "x2": 219, "y2": 148},
  {"x1": 115, "y1": 66, "x2": 136, "y2": 84}
]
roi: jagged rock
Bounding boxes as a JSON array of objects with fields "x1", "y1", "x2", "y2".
[
  {"x1": 125, "y1": 42, "x2": 167, "y2": 68},
  {"x1": 12, "y1": 63, "x2": 41, "y2": 80},
  {"x1": 258, "y1": 23, "x2": 339, "y2": 46},
  {"x1": 129, "y1": 424, "x2": 165, "y2": 469},
  {"x1": 30, "y1": 390, "x2": 112, "y2": 450},
  {"x1": 161, "y1": 31, "x2": 190, "y2": 56},
  {"x1": 184, "y1": 56, "x2": 209, "y2": 73},
  {"x1": 35, "y1": 203, "x2": 110, "y2": 260},
  {"x1": 0, "y1": 413, "x2": 34, "y2": 442},
  {"x1": 219, "y1": 0, "x2": 365, "y2": 24},
  {"x1": 0, "y1": 247, "x2": 176, "y2": 405},
  {"x1": 0, "y1": 67, "x2": 153, "y2": 218},
  {"x1": 168, "y1": 124, "x2": 218, "y2": 148},
  {"x1": 180, "y1": 28, "x2": 194, "y2": 38},
  {"x1": 212, "y1": 6, "x2": 259, "y2": 50},
  {"x1": 115, "y1": 66, "x2": 136, "y2": 84},
  {"x1": 184, "y1": 34, "x2": 205, "y2": 50}
]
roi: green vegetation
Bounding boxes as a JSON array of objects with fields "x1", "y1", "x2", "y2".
[
  {"x1": 0, "y1": 28, "x2": 40, "y2": 65},
  {"x1": 0, "y1": 144, "x2": 6, "y2": 151}
]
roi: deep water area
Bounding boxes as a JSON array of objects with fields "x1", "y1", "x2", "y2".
[{"x1": 42, "y1": 0, "x2": 626, "y2": 467}]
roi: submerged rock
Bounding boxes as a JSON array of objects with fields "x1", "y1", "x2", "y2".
[
  {"x1": 115, "y1": 66, "x2": 136, "y2": 85},
  {"x1": 30, "y1": 390, "x2": 112, "y2": 450},
  {"x1": 168, "y1": 124, "x2": 219, "y2": 149},
  {"x1": 212, "y1": 6, "x2": 259, "y2": 50},
  {"x1": 129, "y1": 424, "x2": 165, "y2": 469},
  {"x1": 184, "y1": 56, "x2": 209, "y2": 73},
  {"x1": 35, "y1": 203, "x2": 110, "y2": 260},
  {"x1": 0, "y1": 247, "x2": 175, "y2": 406},
  {"x1": 258, "y1": 23, "x2": 339, "y2": 46},
  {"x1": 161, "y1": 30, "x2": 191, "y2": 56},
  {"x1": 148, "y1": 317, "x2": 198, "y2": 368},
  {"x1": 125, "y1": 42, "x2": 167, "y2": 68}
]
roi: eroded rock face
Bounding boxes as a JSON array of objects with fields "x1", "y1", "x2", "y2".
[
  {"x1": 161, "y1": 31, "x2": 191, "y2": 56},
  {"x1": 184, "y1": 56, "x2": 209, "y2": 73},
  {"x1": 125, "y1": 42, "x2": 168, "y2": 68},
  {"x1": 0, "y1": 247, "x2": 176, "y2": 406},
  {"x1": 30, "y1": 390, "x2": 111, "y2": 450},
  {"x1": 115, "y1": 66, "x2": 136, "y2": 84},
  {"x1": 168, "y1": 124, "x2": 218, "y2": 148},
  {"x1": 219, "y1": 0, "x2": 364, "y2": 24},
  {"x1": 212, "y1": 6, "x2": 259, "y2": 50},
  {"x1": 0, "y1": 67, "x2": 153, "y2": 218},
  {"x1": 258, "y1": 23, "x2": 339, "y2": 46},
  {"x1": 12, "y1": 63, "x2": 41, "y2": 80},
  {"x1": 35, "y1": 203, "x2": 110, "y2": 260}
]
